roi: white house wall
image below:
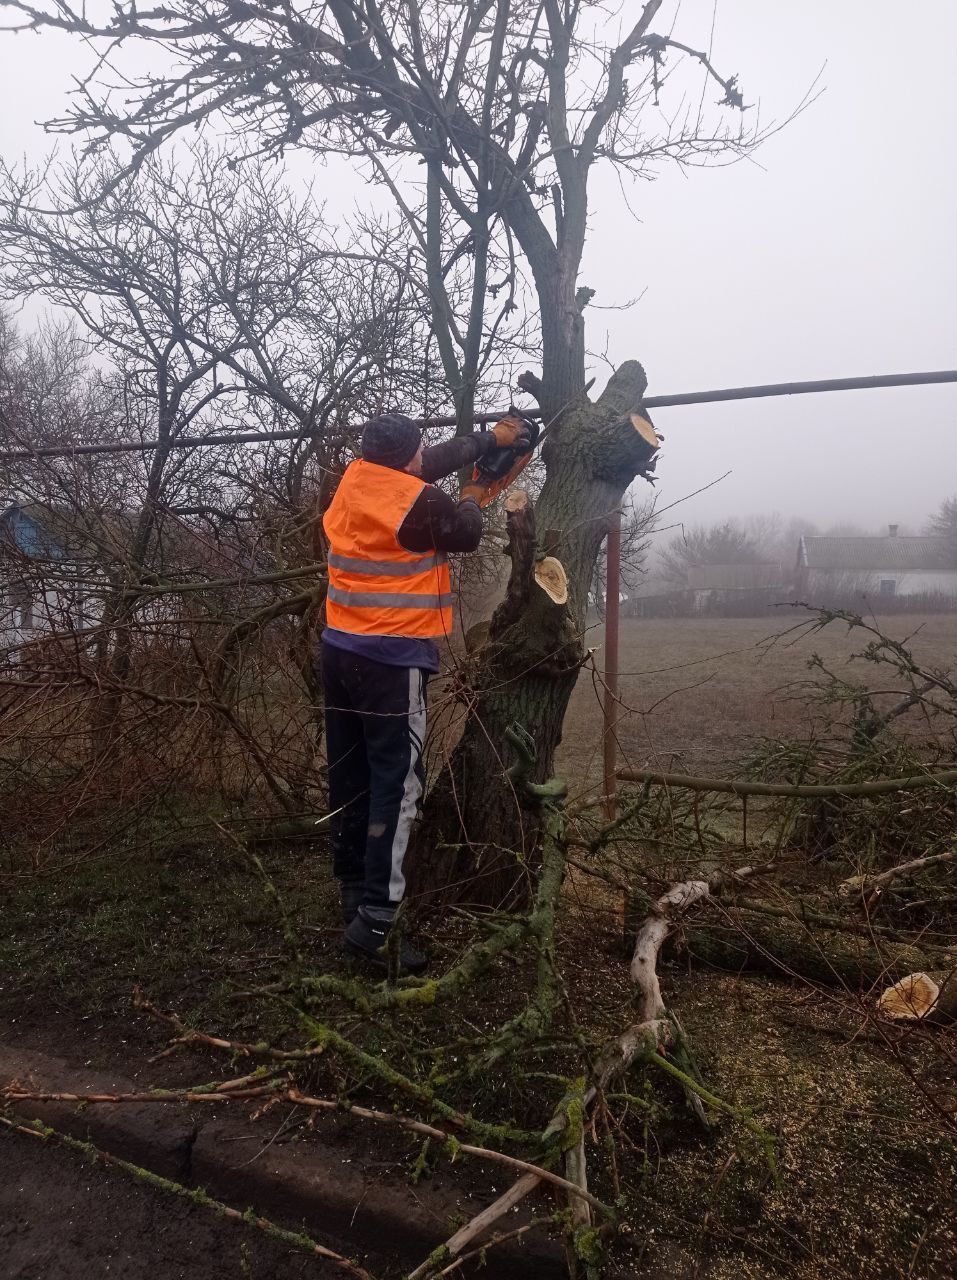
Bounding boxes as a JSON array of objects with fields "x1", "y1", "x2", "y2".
[
  {"x1": 892, "y1": 571, "x2": 957, "y2": 594},
  {"x1": 1, "y1": 580, "x2": 106, "y2": 650},
  {"x1": 807, "y1": 569, "x2": 957, "y2": 597}
]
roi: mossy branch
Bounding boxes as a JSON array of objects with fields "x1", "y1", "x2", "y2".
[
  {"x1": 293, "y1": 1009, "x2": 539, "y2": 1148},
  {"x1": 642, "y1": 1049, "x2": 780, "y2": 1186}
]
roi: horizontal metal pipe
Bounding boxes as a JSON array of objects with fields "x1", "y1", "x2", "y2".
[
  {"x1": 0, "y1": 428, "x2": 317, "y2": 462},
  {"x1": 641, "y1": 368, "x2": 957, "y2": 408},
  {"x1": 3, "y1": 369, "x2": 956, "y2": 463}
]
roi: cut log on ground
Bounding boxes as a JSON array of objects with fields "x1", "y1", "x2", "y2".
[
  {"x1": 685, "y1": 920, "x2": 952, "y2": 989},
  {"x1": 877, "y1": 971, "x2": 957, "y2": 1024},
  {"x1": 617, "y1": 767, "x2": 957, "y2": 797}
]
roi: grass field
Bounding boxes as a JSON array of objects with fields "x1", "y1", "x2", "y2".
[{"x1": 560, "y1": 611, "x2": 957, "y2": 784}]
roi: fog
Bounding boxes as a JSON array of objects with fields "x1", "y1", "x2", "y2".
[{"x1": 1, "y1": 2, "x2": 955, "y2": 533}]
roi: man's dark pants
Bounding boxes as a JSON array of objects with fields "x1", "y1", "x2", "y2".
[{"x1": 320, "y1": 643, "x2": 427, "y2": 921}]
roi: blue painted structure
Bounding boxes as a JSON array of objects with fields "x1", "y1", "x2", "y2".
[
  {"x1": 1, "y1": 504, "x2": 68, "y2": 560},
  {"x1": 1, "y1": 504, "x2": 85, "y2": 647}
]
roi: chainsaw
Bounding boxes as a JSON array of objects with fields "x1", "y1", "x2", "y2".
[{"x1": 470, "y1": 407, "x2": 540, "y2": 507}]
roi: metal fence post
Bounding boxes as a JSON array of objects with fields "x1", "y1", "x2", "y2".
[{"x1": 602, "y1": 508, "x2": 622, "y2": 820}]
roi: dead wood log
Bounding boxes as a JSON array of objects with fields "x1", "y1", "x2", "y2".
[
  {"x1": 436, "y1": 1171, "x2": 542, "y2": 1261},
  {"x1": 733, "y1": 897, "x2": 937, "y2": 946},
  {"x1": 684, "y1": 919, "x2": 951, "y2": 989},
  {"x1": 564, "y1": 1131, "x2": 592, "y2": 1230},
  {"x1": 2, "y1": 1084, "x2": 280, "y2": 1106},
  {"x1": 631, "y1": 866, "x2": 768, "y2": 1021},
  {"x1": 625, "y1": 869, "x2": 776, "y2": 1131},
  {"x1": 877, "y1": 970, "x2": 957, "y2": 1024}
]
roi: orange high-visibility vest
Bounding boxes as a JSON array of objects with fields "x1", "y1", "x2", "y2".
[{"x1": 323, "y1": 459, "x2": 453, "y2": 639}]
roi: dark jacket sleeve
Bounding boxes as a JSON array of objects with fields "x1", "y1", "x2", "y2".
[
  {"x1": 419, "y1": 431, "x2": 497, "y2": 483},
  {"x1": 397, "y1": 488, "x2": 483, "y2": 554}
]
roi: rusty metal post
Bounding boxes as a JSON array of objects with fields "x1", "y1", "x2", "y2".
[{"x1": 602, "y1": 508, "x2": 622, "y2": 820}]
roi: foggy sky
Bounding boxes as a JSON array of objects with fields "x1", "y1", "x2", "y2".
[{"x1": 1, "y1": 2, "x2": 955, "y2": 533}]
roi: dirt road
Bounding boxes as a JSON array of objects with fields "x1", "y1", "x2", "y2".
[{"x1": 0, "y1": 1125, "x2": 347, "y2": 1280}]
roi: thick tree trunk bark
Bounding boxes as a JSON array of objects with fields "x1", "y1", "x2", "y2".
[{"x1": 410, "y1": 361, "x2": 656, "y2": 909}]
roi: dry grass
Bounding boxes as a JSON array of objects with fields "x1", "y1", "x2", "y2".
[{"x1": 560, "y1": 612, "x2": 957, "y2": 787}]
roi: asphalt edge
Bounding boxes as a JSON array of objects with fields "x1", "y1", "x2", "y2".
[{"x1": 0, "y1": 1043, "x2": 566, "y2": 1278}]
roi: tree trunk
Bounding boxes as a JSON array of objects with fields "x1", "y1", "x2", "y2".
[{"x1": 410, "y1": 361, "x2": 656, "y2": 908}]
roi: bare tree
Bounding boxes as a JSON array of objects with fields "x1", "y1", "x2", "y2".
[
  {"x1": 658, "y1": 519, "x2": 763, "y2": 586},
  {"x1": 0, "y1": 0, "x2": 804, "y2": 900},
  {"x1": 0, "y1": 149, "x2": 440, "y2": 750},
  {"x1": 927, "y1": 496, "x2": 957, "y2": 565}
]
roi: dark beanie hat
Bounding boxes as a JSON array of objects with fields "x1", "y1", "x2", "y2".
[{"x1": 361, "y1": 413, "x2": 422, "y2": 469}]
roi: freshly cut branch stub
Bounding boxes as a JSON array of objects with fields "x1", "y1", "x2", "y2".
[
  {"x1": 631, "y1": 413, "x2": 660, "y2": 448},
  {"x1": 505, "y1": 487, "x2": 529, "y2": 512},
  {"x1": 880, "y1": 972, "x2": 951, "y2": 1024},
  {"x1": 533, "y1": 556, "x2": 568, "y2": 604}
]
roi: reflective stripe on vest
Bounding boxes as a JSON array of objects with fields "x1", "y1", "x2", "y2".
[
  {"x1": 327, "y1": 551, "x2": 445, "y2": 577},
  {"x1": 322, "y1": 459, "x2": 454, "y2": 639},
  {"x1": 327, "y1": 585, "x2": 455, "y2": 610}
]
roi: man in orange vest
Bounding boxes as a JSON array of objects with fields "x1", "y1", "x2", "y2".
[{"x1": 322, "y1": 411, "x2": 532, "y2": 973}]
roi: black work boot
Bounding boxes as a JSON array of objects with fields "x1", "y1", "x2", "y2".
[
  {"x1": 339, "y1": 881, "x2": 364, "y2": 926},
  {"x1": 343, "y1": 909, "x2": 427, "y2": 976}
]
